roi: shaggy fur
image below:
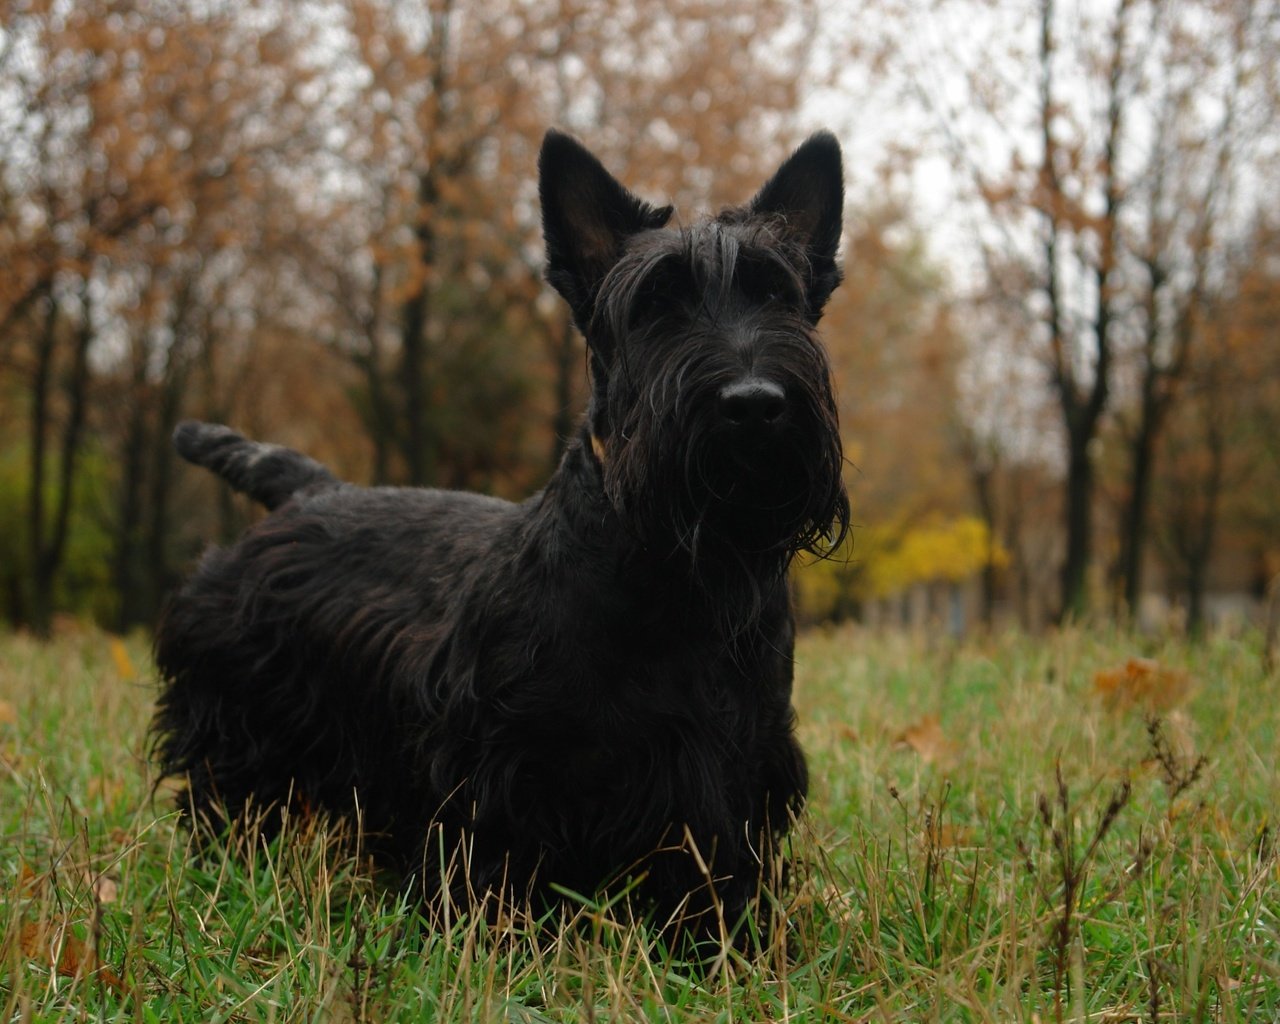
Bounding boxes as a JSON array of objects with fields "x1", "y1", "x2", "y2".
[{"x1": 153, "y1": 129, "x2": 849, "y2": 949}]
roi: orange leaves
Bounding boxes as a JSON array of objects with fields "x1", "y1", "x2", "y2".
[
  {"x1": 17, "y1": 921, "x2": 124, "y2": 994},
  {"x1": 85, "y1": 774, "x2": 129, "y2": 812},
  {"x1": 893, "y1": 714, "x2": 960, "y2": 768},
  {"x1": 107, "y1": 638, "x2": 136, "y2": 681},
  {"x1": 12, "y1": 866, "x2": 125, "y2": 995},
  {"x1": 1091, "y1": 657, "x2": 1193, "y2": 711}
]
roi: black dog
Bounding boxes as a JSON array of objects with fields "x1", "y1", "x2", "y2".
[{"x1": 153, "y1": 129, "x2": 848, "y2": 948}]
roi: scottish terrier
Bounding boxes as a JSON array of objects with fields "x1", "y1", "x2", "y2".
[{"x1": 153, "y1": 129, "x2": 849, "y2": 950}]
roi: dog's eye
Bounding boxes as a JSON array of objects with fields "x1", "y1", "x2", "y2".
[
  {"x1": 628, "y1": 276, "x2": 680, "y2": 328},
  {"x1": 736, "y1": 257, "x2": 802, "y2": 308},
  {"x1": 623, "y1": 258, "x2": 694, "y2": 328}
]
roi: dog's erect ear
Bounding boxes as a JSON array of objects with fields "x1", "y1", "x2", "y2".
[
  {"x1": 540, "y1": 130, "x2": 673, "y2": 331},
  {"x1": 748, "y1": 131, "x2": 845, "y2": 319}
]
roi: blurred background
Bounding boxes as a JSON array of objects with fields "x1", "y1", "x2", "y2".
[{"x1": 1, "y1": 0, "x2": 1277, "y2": 639}]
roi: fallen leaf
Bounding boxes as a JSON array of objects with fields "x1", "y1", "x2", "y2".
[
  {"x1": 819, "y1": 884, "x2": 858, "y2": 924},
  {"x1": 18, "y1": 863, "x2": 43, "y2": 894},
  {"x1": 1091, "y1": 657, "x2": 1192, "y2": 711},
  {"x1": 108, "y1": 637, "x2": 136, "y2": 680},
  {"x1": 108, "y1": 827, "x2": 135, "y2": 848},
  {"x1": 0, "y1": 700, "x2": 17, "y2": 725},
  {"x1": 19, "y1": 921, "x2": 125, "y2": 993},
  {"x1": 1169, "y1": 802, "x2": 1232, "y2": 839},
  {"x1": 92, "y1": 874, "x2": 119, "y2": 904},
  {"x1": 20, "y1": 922, "x2": 90, "y2": 976},
  {"x1": 893, "y1": 714, "x2": 957, "y2": 766},
  {"x1": 928, "y1": 822, "x2": 977, "y2": 848},
  {"x1": 87, "y1": 775, "x2": 126, "y2": 808}
]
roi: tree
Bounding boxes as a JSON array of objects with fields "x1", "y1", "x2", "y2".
[
  {"x1": 1, "y1": 0, "x2": 831, "y2": 628},
  {"x1": 1154, "y1": 218, "x2": 1280, "y2": 635},
  {"x1": 794, "y1": 204, "x2": 985, "y2": 623},
  {"x1": 870, "y1": 0, "x2": 1280, "y2": 621},
  {"x1": 1113, "y1": 0, "x2": 1278, "y2": 621},
  {"x1": 975, "y1": 0, "x2": 1139, "y2": 621},
  {"x1": 0, "y1": 0, "x2": 324, "y2": 632},
  {"x1": 312, "y1": 0, "x2": 822, "y2": 491}
]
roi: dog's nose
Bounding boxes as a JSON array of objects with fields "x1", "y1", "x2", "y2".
[{"x1": 718, "y1": 378, "x2": 787, "y2": 428}]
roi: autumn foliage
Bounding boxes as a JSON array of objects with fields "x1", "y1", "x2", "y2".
[{"x1": 1, "y1": 0, "x2": 1278, "y2": 634}]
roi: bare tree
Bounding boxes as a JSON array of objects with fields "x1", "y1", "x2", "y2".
[
  {"x1": 876, "y1": 0, "x2": 1278, "y2": 621},
  {"x1": 1114, "y1": 0, "x2": 1275, "y2": 621}
]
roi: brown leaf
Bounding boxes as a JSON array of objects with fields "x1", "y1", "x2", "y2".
[
  {"x1": 20, "y1": 922, "x2": 89, "y2": 976},
  {"x1": 92, "y1": 874, "x2": 119, "y2": 905},
  {"x1": 893, "y1": 714, "x2": 957, "y2": 765},
  {"x1": 18, "y1": 863, "x2": 43, "y2": 895},
  {"x1": 108, "y1": 827, "x2": 136, "y2": 848},
  {"x1": 1091, "y1": 658, "x2": 1192, "y2": 711},
  {"x1": 929, "y1": 823, "x2": 977, "y2": 848},
  {"x1": 0, "y1": 700, "x2": 17, "y2": 725},
  {"x1": 18, "y1": 921, "x2": 124, "y2": 993}
]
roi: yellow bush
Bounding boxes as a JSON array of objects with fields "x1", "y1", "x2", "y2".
[{"x1": 793, "y1": 516, "x2": 1007, "y2": 621}]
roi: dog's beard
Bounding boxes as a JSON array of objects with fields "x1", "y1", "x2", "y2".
[{"x1": 602, "y1": 384, "x2": 848, "y2": 584}]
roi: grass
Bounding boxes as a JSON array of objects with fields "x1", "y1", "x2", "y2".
[{"x1": 1, "y1": 623, "x2": 1278, "y2": 1022}]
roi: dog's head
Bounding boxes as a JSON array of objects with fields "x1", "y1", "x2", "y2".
[{"x1": 540, "y1": 131, "x2": 849, "y2": 576}]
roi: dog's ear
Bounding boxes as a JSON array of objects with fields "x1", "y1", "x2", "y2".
[
  {"x1": 540, "y1": 130, "x2": 673, "y2": 330},
  {"x1": 748, "y1": 131, "x2": 845, "y2": 320}
]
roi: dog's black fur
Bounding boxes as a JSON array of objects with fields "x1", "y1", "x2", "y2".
[{"x1": 153, "y1": 129, "x2": 848, "y2": 948}]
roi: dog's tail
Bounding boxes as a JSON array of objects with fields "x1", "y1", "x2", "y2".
[{"x1": 173, "y1": 421, "x2": 340, "y2": 510}]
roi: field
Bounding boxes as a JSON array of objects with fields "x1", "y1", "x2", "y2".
[{"x1": 2, "y1": 625, "x2": 1277, "y2": 1022}]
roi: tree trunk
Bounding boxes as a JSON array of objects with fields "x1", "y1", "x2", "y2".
[
  {"x1": 113, "y1": 367, "x2": 149, "y2": 631},
  {"x1": 1185, "y1": 559, "x2": 1207, "y2": 638},
  {"x1": 400, "y1": 290, "x2": 430, "y2": 486},
  {"x1": 1060, "y1": 431, "x2": 1094, "y2": 622},
  {"x1": 30, "y1": 281, "x2": 94, "y2": 635},
  {"x1": 397, "y1": 0, "x2": 455, "y2": 488},
  {"x1": 399, "y1": 170, "x2": 439, "y2": 487},
  {"x1": 1264, "y1": 575, "x2": 1280, "y2": 675},
  {"x1": 1183, "y1": 423, "x2": 1225, "y2": 640},
  {"x1": 970, "y1": 460, "x2": 998, "y2": 630},
  {"x1": 3, "y1": 573, "x2": 23, "y2": 627},
  {"x1": 356, "y1": 347, "x2": 395, "y2": 485},
  {"x1": 1040, "y1": 0, "x2": 1123, "y2": 625},
  {"x1": 25, "y1": 291, "x2": 56, "y2": 634},
  {"x1": 1118, "y1": 244, "x2": 1197, "y2": 625},
  {"x1": 144, "y1": 367, "x2": 186, "y2": 622},
  {"x1": 1119, "y1": 397, "x2": 1158, "y2": 624}
]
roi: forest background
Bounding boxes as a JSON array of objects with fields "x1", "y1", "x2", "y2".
[{"x1": 2, "y1": 0, "x2": 1279, "y2": 639}]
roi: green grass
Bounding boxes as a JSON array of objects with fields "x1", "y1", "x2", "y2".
[{"x1": 2, "y1": 625, "x2": 1278, "y2": 1021}]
